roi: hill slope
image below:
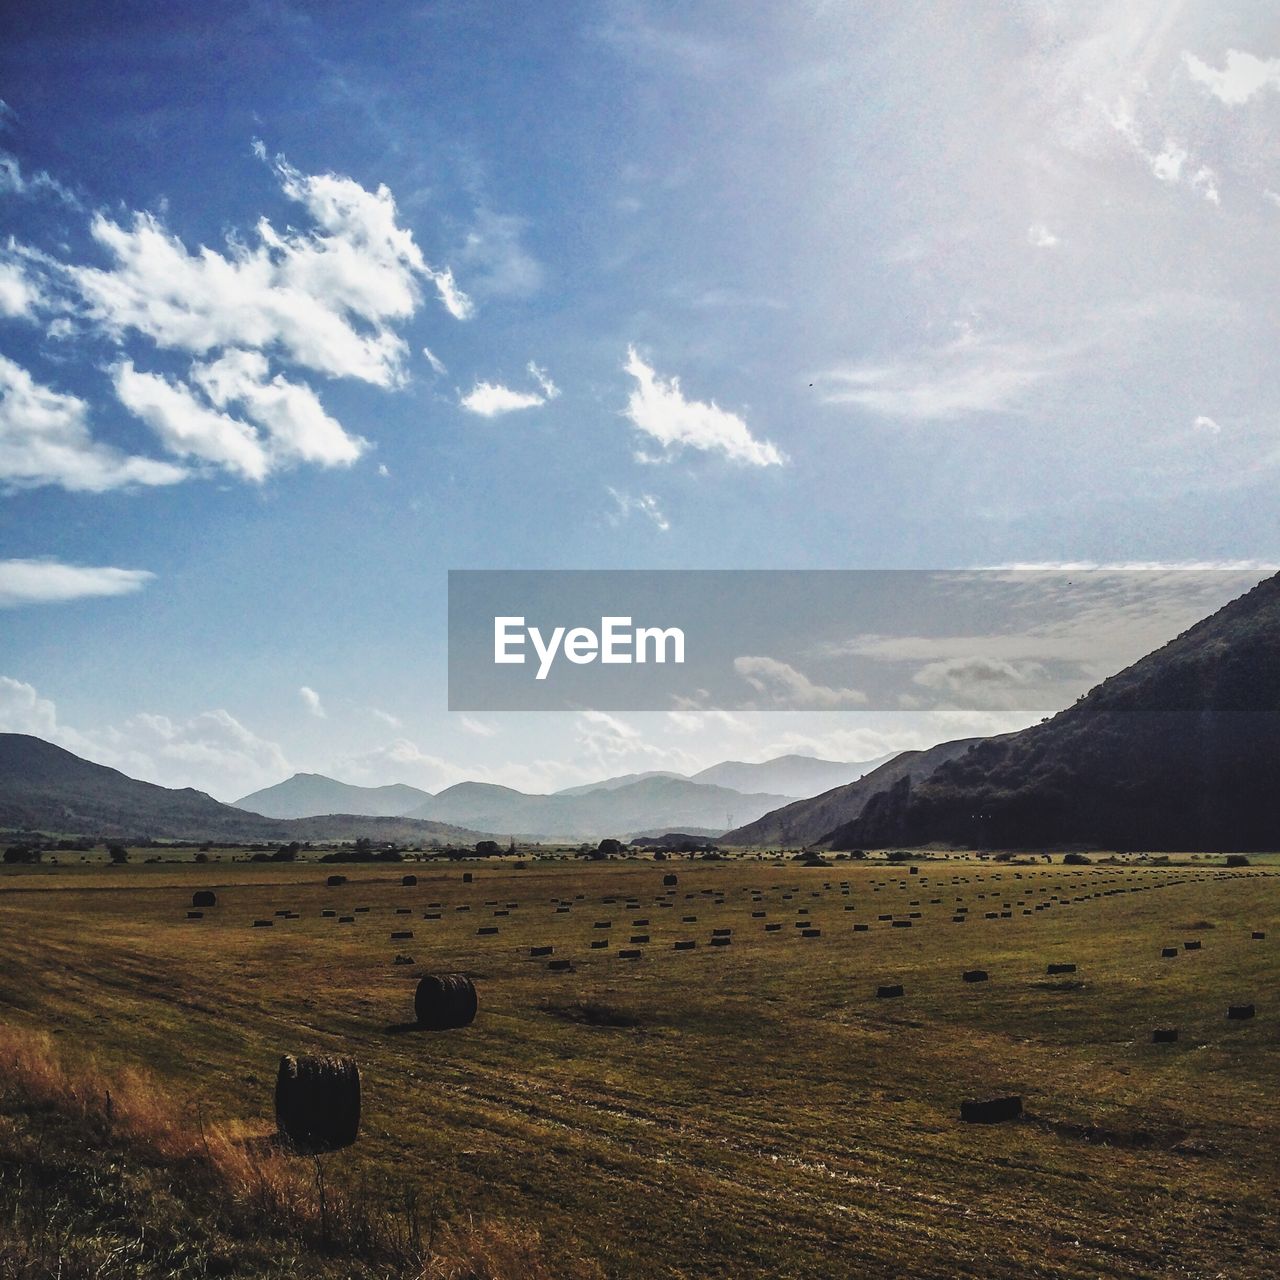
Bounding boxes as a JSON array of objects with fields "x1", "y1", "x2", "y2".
[
  {"x1": 689, "y1": 752, "x2": 897, "y2": 798},
  {"x1": 234, "y1": 773, "x2": 433, "y2": 819},
  {"x1": 721, "y1": 738, "x2": 987, "y2": 846},
  {"x1": 827, "y1": 573, "x2": 1280, "y2": 851},
  {"x1": 0, "y1": 735, "x2": 482, "y2": 843}
]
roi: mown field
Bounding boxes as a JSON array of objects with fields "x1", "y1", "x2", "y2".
[{"x1": 0, "y1": 852, "x2": 1276, "y2": 1279}]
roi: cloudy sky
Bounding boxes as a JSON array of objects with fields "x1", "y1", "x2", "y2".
[{"x1": 0, "y1": 1, "x2": 1277, "y2": 800}]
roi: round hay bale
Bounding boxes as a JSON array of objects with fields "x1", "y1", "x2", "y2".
[
  {"x1": 321, "y1": 909, "x2": 336, "y2": 917},
  {"x1": 1183, "y1": 940, "x2": 1202, "y2": 951},
  {"x1": 1046, "y1": 963, "x2": 1077, "y2": 974},
  {"x1": 530, "y1": 945, "x2": 553, "y2": 957},
  {"x1": 326, "y1": 875, "x2": 347, "y2": 887},
  {"x1": 765, "y1": 922, "x2": 783, "y2": 932},
  {"x1": 630, "y1": 934, "x2": 650, "y2": 943},
  {"x1": 710, "y1": 936, "x2": 732, "y2": 947},
  {"x1": 590, "y1": 939, "x2": 609, "y2": 949},
  {"x1": 401, "y1": 874, "x2": 418, "y2": 886},
  {"x1": 1227, "y1": 1004, "x2": 1255, "y2": 1020},
  {"x1": 801, "y1": 928, "x2": 821, "y2": 938},
  {"x1": 462, "y1": 871, "x2": 473, "y2": 883},
  {"x1": 192, "y1": 890, "x2": 217, "y2": 908},
  {"x1": 853, "y1": 923, "x2": 869, "y2": 932},
  {"x1": 390, "y1": 930, "x2": 414, "y2": 940},
  {"x1": 1152, "y1": 1028, "x2": 1178, "y2": 1043},
  {"x1": 962, "y1": 970, "x2": 989, "y2": 983},
  {"x1": 960, "y1": 1096, "x2": 1022, "y2": 1124},
  {"x1": 275, "y1": 1054, "x2": 360, "y2": 1152},
  {"x1": 619, "y1": 949, "x2": 642, "y2": 959},
  {"x1": 338, "y1": 915, "x2": 355, "y2": 923},
  {"x1": 1161, "y1": 947, "x2": 1178, "y2": 958},
  {"x1": 674, "y1": 940, "x2": 696, "y2": 951},
  {"x1": 414, "y1": 973, "x2": 478, "y2": 1029},
  {"x1": 393, "y1": 954, "x2": 414, "y2": 966},
  {"x1": 253, "y1": 919, "x2": 273, "y2": 928},
  {"x1": 548, "y1": 958, "x2": 572, "y2": 972},
  {"x1": 1252, "y1": 931, "x2": 1266, "y2": 940},
  {"x1": 663, "y1": 873, "x2": 678, "y2": 886},
  {"x1": 877, "y1": 984, "x2": 904, "y2": 999}
]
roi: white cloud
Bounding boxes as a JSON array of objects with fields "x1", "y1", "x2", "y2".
[
  {"x1": 606, "y1": 486, "x2": 670, "y2": 532},
  {"x1": 910, "y1": 657, "x2": 1048, "y2": 709},
  {"x1": 460, "y1": 361, "x2": 560, "y2": 417},
  {"x1": 0, "y1": 558, "x2": 154, "y2": 608},
  {"x1": 0, "y1": 354, "x2": 186, "y2": 492},
  {"x1": 371, "y1": 707, "x2": 402, "y2": 727},
  {"x1": 422, "y1": 346, "x2": 448, "y2": 376},
  {"x1": 458, "y1": 208, "x2": 544, "y2": 301},
  {"x1": 0, "y1": 675, "x2": 59, "y2": 737},
  {"x1": 622, "y1": 346, "x2": 783, "y2": 466},
  {"x1": 817, "y1": 335, "x2": 1053, "y2": 421},
  {"x1": 733, "y1": 656, "x2": 867, "y2": 709},
  {"x1": 0, "y1": 261, "x2": 38, "y2": 316},
  {"x1": 1184, "y1": 49, "x2": 1280, "y2": 106},
  {"x1": 1192, "y1": 414, "x2": 1222, "y2": 434},
  {"x1": 1027, "y1": 223, "x2": 1060, "y2": 248},
  {"x1": 459, "y1": 714, "x2": 497, "y2": 737},
  {"x1": 298, "y1": 686, "x2": 326, "y2": 719}
]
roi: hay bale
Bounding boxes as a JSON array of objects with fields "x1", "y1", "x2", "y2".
[
  {"x1": 253, "y1": 919, "x2": 273, "y2": 928},
  {"x1": 462, "y1": 871, "x2": 473, "y2": 883},
  {"x1": 594, "y1": 920, "x2": 611, "y2": 929},
  {"x1": 1183, "y1": 940, "x2": 1202, "y2": 951},
  {"x1": 960, "y1": 1096, "x2": 1022, "y2": 1124},
  {"x1": 877, "y1": 984, "x2": 904, "y2": 999},
  {"x1": 1161, "y1": 947, "x2": 1178, "y2": 958},
  {"x1": 1252, "y1": 931, "x2": 1266, "y2": 940},
  {"x1": 619, "y1": 949, "x2": 642, "y2": 959},
  {"x1": 414, "y1": 973, "x2": 478, "y2": 1029},
  {"x1": 1046, "y1": 963, "x2": 1077, "y2": 974},
  {"x1": 710, "y1": 936, "x2": 732, "y2": 947},
  {"x1": 853, "y1": 923, "x2": 869, "y2": 932},
  {"x1": 674, "y1": 940, "x2": 696, "y2": 951},
  {"x1": 477, "y1": 926, "x2": 499, "y2": 936},
  {"x1": 326, "y1": 875, "x2": 347, "y2": 887},
  {"x1": 712, "y1": 928, "x2": 732, "y2": 937},
  {"x1": 530, "y1": 945, "x2": 553, "y2": 957},
  {"x1": 548, "y1": 958, "x2": 572, "y2": 971},
  {"x1": 390, "y1": 930, "x2": 414, "y2": 940},
  {"x1": 393, "y1": 954, "x2": 414, "y2": 966},
  {"x1": 338, "y1": 915, "x2": 355, "y2": 923},
  {"x1": 801, "y1": 928, "x2": 821, "y2": 938},
  {"x1": 186, "y1": 910, "x2": 203, "y2": 919},
  {"x1": 590, "y1": 939, "x2": 608, "y2": 949},
  {"x1": 962, "y1": 970, "x2": 989, "y2": 983},
  {"x1": 1227, "y1": 1004, "x2": 1255, "y2": 1020},
  {"x1": 192, "y1": 890, "x2": 217, "y2": 908},
  {"x1": 682, "y1": 915, "x2": 697, "y2": 923},
  {"x1": 630, "y1": 934, "x2": 650, "y2": 943},
  {"x1": 892, "y1": 921, "x2": 912, "y2": 929},
  {"x1": 275, "y1": 1054, "x2": 360, "y2": 1152},
  {"x1": 1152, "y1": 1028, "x2": 1178, "y2": 1043},
  {"x1": 401, "y1": 874, "x2": 418, "y2": 886},
  {"x1": 765, "y1": 923, "x2": 782, "y2": 933},
  {"x1": 663, "y1": 873, "x2": 678, "y2": 886}
]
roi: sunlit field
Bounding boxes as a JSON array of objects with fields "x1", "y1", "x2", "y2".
[{"x1": 1, "y1": 852, "x2": 1276, "y2": 1278}]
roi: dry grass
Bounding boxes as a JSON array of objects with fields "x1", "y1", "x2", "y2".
[{"x1": 0, "y1": 1023, "x2": 593, "y2": 1279}]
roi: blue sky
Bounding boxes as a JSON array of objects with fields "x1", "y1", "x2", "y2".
[{"x1": 1, "y1": 1, "x2": 1277, "y2": 799}]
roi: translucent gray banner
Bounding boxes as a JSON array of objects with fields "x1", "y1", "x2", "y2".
[{"x1": 447, "y1": 568, "x2": 1268, "y2": 712}]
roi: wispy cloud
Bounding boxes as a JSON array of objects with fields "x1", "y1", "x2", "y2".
[
  {"x1": 816, "y1": 334, "x2": 1055, "y2": 421},
  {"x1": 622, "y1": 347, "x2": 783, "y2": 466},
  {"x1": 0, "y1": 558, "x2": 155, "y2": 607},
  {"x1": 0, "y1": 355, "x2": 186, "y2": 492},
  {"x1": 1184, "y1": 49, "x2": 1280, "y2": 106},
  {"x1": 460, "y1": 361, "x2": 560, "y2": 417},
  {"x1": 605, "y1": 485, "x2": 669, "y2": 532},
  {"x1": 298, "y1": 686, "x2": 326, "y2": 718},
  {"x1": 459, "y1": 714, "x2": 498, "y2": 737},
  {"x1": 733, "y1": 656, "x2": 866, "y2": 709},
  {"x1": 422, "y1": 346, "x2": 448, "y2": 376}
]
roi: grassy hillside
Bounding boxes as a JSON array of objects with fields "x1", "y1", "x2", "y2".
[{"x1": 830, "y1": 573, "x2": 1280, "y2": 851}]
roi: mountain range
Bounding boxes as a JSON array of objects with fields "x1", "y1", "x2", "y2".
[
  {"x1": 234, "y1": 752, "x2": 894, "y2": 840},
  {"x1": 0, "y1": 735, "x2": 483, "y2": 844}
]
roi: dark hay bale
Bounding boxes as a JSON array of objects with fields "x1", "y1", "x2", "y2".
[
  {"x1": 186, "y1": 910, "x2": 204, "y2": 919},
  {"x1": 355, "y1": 907, "x2": 370, "y2": 914},
  {"x1": 633, "y1": 918, "x2": 650, "y2": 926},
  {"x1": 326, "y1": 875, "x2": 347, "y2": 887},
  {"x1": 1252, "y1": 931, "x2": 1266, "y2": 940},
  {"x1": 1227, "y1": 1004, "x2": 1255, "y2": 1020},
  {"x1": 674, "y1": 940, "x2": 696, "y2": 951},
  {"x1": 1046, "y1": 963, "x2": 1077, "y2": 974},
  {"x1": 892, "y1": 921, "x2": 912, "y2": 929},
  {"x1": 338, "y1": 915, "x2": 355, "y2": 923},
  {"x1": 663, "y1": 873, "x2": 678, "y2": 886},
  {"x1": 530, "y1": 945, "x2": 553, "y2": 957},
  {"x1": 877, "y1": 984, "x2": 904, "y2": 999},
  {"x1": 414, "y1": 973, "x2": 478, "y2": 1029},
  {"x1": 710, "y1": 936, "x2": 732, "y2": 947},
  {"x1": 682, "y1": 915, "x2": 697, "y2": 923},
  {"x1": 765, "y1": 923, "x2": 782, "y2": 932},
  {"x1": 321, "y1": 909, "x2": 336, "y2": 917},
  {"x1": 630, "y1": 934, "x2": 650, "y2": 943},
  {"x1": 712, "y1": 928, "x2": 731, "y2": 937},
  {"x1": 1183, "y1": 940, "x2": 1201, "y2": 951},
  {"x1": 1161, "y1": 947, "x2": 1178, "y2": 958},
  {"x1": 854, "y1": 923, "x2": 869, "y2": 932},
  {"x1": 590, "y1": 939, "x2": 609, "y2": 949},
  {"x1": 395, "y1": 907, "x2": 411, "y2": 915},
  {"x1": 952, "y1": 916, "x2": 966, "y2": 923},
  {"x1": 801, "y1": 928, "x2": 821, "y2": 938},
  {"x1": 394, "y1": 954, "x2": 414, "y2": 966},
  {"x1": 274, "y1": 909, "x2": 291, "y2": 917},
  {"x1": 1152, "y1": 1028, "x2": 1178, "y2": 1043},
  {"x1": 192, "y1": 890, "x2": 217, "y2": 908},
  {"x1": 960, "y1": 1096, "x2": 1023, "y2": 1124},
  {"x1": 253, "y1": 919, "x2": 273, "y2": 928},
  {"x1": 962, "y1": 970, "x2": 989, "y2": 983},
  {"x1": 463, "y1": 871, "x2": 473, "y2": 882},
  {"x1": 619, "y1": 949, "x2": 642, "y2": 959},
  {"x1": 390, "y1": 930, "x2": 414, "y2": 940},
  {"x1": 275, "y1": 1054, "x2": 360, "y2": 1152},
  {"x1": 401, "y1": 874, "x2": 418, "y2": 886},
  {"x1": 548, "y1": 958, "x2": 572, "y2": 971},
  {"x1": 477, "y1": 926, "x2": 499, "y2": 936}
]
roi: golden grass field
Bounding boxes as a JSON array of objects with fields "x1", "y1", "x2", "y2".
[{"x1": 1, "y1": 851, "x2": 1277, "y2": 1278}]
